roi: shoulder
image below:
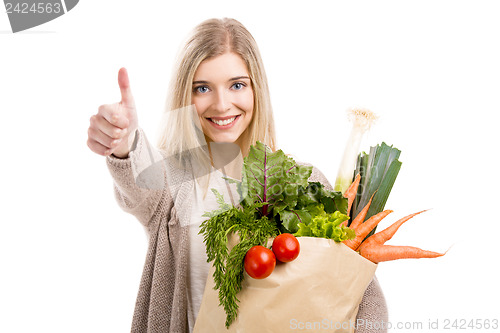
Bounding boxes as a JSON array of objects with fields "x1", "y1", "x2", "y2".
[{"x1": 295, "y1": 160, "x2": 334, "y2": 192}]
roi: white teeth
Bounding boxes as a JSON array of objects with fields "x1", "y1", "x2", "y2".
[{"x1": 211, "y1": 116, "x2": 236, "y2": 126}]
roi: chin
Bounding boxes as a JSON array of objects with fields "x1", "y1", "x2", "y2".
[{"x1": 206, "y1": 129, "x2": 245, "y2": 144}]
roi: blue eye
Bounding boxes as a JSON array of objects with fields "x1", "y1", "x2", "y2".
[
  {"x1": 195, "y1": 85, "x2": 209, "y2": 93},
  {"x1": 232, "y1": 82, "x2": 245, "y2": 90}
]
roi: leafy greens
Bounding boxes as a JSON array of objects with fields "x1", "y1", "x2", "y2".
[{"x1": 294, "y1": 208, "x2": 355, "y2": 241}]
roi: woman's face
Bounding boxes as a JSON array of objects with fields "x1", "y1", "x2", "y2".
[{"x1": 192, "y1": 52, "x2": 254, "y2": 149}]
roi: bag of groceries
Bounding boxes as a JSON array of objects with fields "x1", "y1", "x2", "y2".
[{"x1": 195, "y1": 113, "x2": 445, "y2": 332}]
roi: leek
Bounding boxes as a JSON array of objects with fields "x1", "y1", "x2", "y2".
[
  {"x1": 350, "y1": 142, "x2": 402, "y2": 236},
  {"x1": 334, "y1": 108, "x2": 378, "y2": 193}
]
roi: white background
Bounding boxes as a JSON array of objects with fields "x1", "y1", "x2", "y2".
[{"x1": 1, "y1": 0, "x2": 499, "y2": 332}]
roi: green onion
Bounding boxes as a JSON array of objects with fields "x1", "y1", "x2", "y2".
[{"x1": 334, "y1": 108, "x2": 378, "y2": 193}]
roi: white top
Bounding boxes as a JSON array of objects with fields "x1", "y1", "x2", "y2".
[{"x1": 186, "y1": 169, "x2": 240, "y2": 332}]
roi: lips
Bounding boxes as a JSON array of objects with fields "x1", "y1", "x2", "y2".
[
  {"x1": 209, "y1": 115, "x2": 239, "y2": 120},
  {"x1": 207, "y1": 115, "x2": 241, "y2": 128}
]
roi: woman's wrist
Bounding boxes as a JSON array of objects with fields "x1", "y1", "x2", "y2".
[{"x1": 111, "y1": 128, "x2": 139, "y2": 159}]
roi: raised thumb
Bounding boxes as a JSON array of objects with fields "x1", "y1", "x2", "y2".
[{"x1": 118, "y1": 67, "x2": 135, "y2": 107}]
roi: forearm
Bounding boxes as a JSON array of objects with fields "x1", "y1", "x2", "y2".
[
  {"x1": 355, "y1": 276, "x2": 388, "y2": 333},
  {"x1": 106, "y1": 128, "x2": 166, "y2": 226}
]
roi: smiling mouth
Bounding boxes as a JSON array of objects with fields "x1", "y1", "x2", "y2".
[{"x1": 208, "y1": 115, "x2": 240, "y2": 126}]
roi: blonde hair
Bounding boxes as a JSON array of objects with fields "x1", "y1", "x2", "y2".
[{"x1": 157, "y1": 18, "x2": 277, "y2": 172}]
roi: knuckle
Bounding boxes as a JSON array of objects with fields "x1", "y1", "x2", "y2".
[
  {"x1": 87, "y1": 139, "x2": 98, "y2": 153},
  {"x1": 107, "y1": 136, "x2": 117, "y2": 147},
  {"x1": 112, "y1": 128, "x2": 122, "y2": 139},
  {"x1": 120, "y1": 127, "x2": 129, "y2": 138},
  {"x1": 110, "y1": 141, "x2": 119, "y2": 149},
  {"x1": 98, "y1": 104, "x2": 108, "y2": 114},
  {"x1": 88, "y1": 138, "x2": 107, "y2": 156},
  {"x1": 110, "y1": 111, "x2": 121, "y2": 124},
  {"x1": 122, "y1": 117, "x2": 130, "y2": 127}
]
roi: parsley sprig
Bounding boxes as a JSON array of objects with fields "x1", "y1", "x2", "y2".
[{"x1": 200, "y1": 191, "x2": 279, "y2": 328}]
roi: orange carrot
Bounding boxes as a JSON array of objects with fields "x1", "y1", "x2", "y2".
[
  {"x1": 358, "y1": 209, "x2": 445, "y2": 263},
  {"x1": 344, "y1": 173, "x2": 361, "y2": 215},
  {"x1": 343, "y1": 209, "x2": 393, "y2": 251},
  {"x1": 365, "y1": 210, "x2": 427, "y2": 245},
  {"x1": 348, "y1": 192, "x2": 376, "y2": 231},
  {"x1": 340, "y1": 173, "x2": 361, "y2": 227},
  {"x1": 358, "y1": 244, "x2": 445, "y2": 263}
]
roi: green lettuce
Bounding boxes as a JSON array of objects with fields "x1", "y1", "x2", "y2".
[{"x1": 294, "y1": 207, "x2": 355, "y2": 242}]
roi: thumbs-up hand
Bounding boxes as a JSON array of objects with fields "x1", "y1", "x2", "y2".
[{"x1": 87, "y1": 68, "x2": 138, "y2": 158}]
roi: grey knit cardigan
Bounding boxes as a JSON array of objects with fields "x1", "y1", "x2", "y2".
[{"x1": 106, "y1": 128, "x2": 388, "y2": 333}]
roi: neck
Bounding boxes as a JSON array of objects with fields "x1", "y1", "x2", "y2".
[{"x1": 205, "y1": 136, "x2": 244, "y2": 181}]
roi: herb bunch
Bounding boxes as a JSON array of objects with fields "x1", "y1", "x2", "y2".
[{"x1": 200, "y1": 190, "x2": 279, "y2": 328}]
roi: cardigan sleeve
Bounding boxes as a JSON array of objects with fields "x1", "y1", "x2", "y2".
[
  {"x1": 306, "y1": 163, "x2": 389, "y2": 333},
  {"x1": 105, "y1": 127, "x2": 167, "y2": 227}
]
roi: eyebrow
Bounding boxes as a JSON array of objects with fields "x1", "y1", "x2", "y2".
[{"x1": 192, "y1": 76, "x2": 251, "y2": 85}]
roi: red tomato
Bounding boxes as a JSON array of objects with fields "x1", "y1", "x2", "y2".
[
  {"x1": 272, "y1": 233, "x2": 300, "y2": 262},
  {"x1": 244, "y1": 245, "x2": 276, "y2": 279}
]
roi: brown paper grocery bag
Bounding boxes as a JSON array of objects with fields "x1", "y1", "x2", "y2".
[{"x1": 193, "y1": 236, "x2": 377, "y2": 333}]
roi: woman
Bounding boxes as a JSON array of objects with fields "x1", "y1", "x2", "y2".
[{"x1": 87, "y1": 18, "x2": 388, "y2": 333}]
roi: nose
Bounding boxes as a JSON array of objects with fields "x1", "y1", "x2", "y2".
[{"x1": 213, "y1": 88, "x2": 231, "y2": 113}]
